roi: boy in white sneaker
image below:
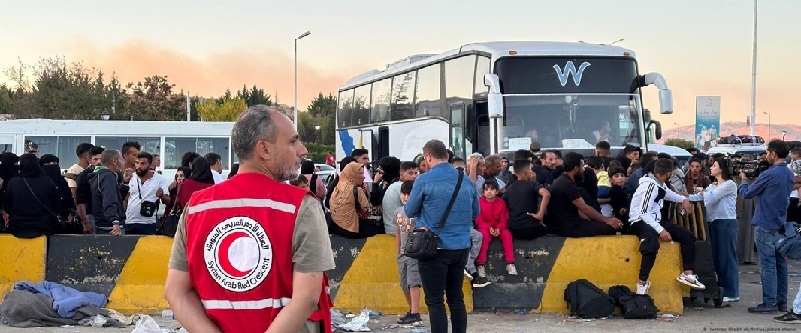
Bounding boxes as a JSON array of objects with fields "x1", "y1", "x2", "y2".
[
  {"x1": 629, "y1": 158, "x2": 707, "y2": 294},
  {"x1": 396, "y1": 180, "x2": 423, "y2": 326}
]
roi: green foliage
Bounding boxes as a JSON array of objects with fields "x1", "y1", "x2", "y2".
[
  {"x1": 664, "y1": 138, "x2": 695, "y2": 150},
  {"x1": 0, "y1": 84, "x2": 11, "y2": 114},
  {"x1": 304, "y1": 142, "x2": 335, "y2": 164},
  {"x1": 305, "y1": 93, "x2": 337, "y2": 145},
  {"x1": 119, "y1": 75, "x2": 186, "y2": 121},
  {"x1": 237, "y1": 85, "x2": 271, "y2": 107},
  {"x1": 196, "y1": 95, "x2": 248, "y2": 121}
]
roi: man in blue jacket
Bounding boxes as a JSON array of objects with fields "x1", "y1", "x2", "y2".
[
  {"x1": 405, "y1": 139, "x2": 479, "y2": 333},
  {"x1": 88, "y1": 150, "x2": 125, "y2": 236},
  {"x1": 739, "y1": 139, "x2": 795, "y2": 314}
]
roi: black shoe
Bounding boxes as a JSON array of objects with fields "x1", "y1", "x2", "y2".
[
  {"x1": 472, "y1": 276, "x2": 491, "y2": 288},
  {"x1": 398, "y1": 313, "x2": 422, "y2": 325},
  {"x1": 397, "y1": 311, "x2": 411, "y2": 324},
  {"x1": 780, "y1": 303, "x2": 789, "y2": 313},
  {"x1": 748, "y1": 303, "x2": 779, "y2": 314},
  {"x1": 774, "y1": 312, "x2": 801, "y2": 324}
]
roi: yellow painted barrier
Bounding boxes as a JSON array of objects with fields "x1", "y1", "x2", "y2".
[
  {"x1": 539, "y1": 235, "x2": 685, "y2": 314},
  {"x1": 107, "y1": 236, "x2": 173, "y2": 314},
  {"x1": 0, "y1": 235, "x2": 47, "y2": 297},
  {"x1": 333, "y1": 235, "x2": 473, "y2": 314}
]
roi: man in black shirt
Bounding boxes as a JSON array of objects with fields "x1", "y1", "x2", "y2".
[
  {"x1": 505, "y1": 159, "x2": 550, "y2": 239},
  {"x1": 545, "y1": 152, "x2": 622, "y2": 238},
  {"x1": 533, "y1": 150, "x2": 563, "y2": 186},
  {"x1": 75, "y1": 146, "x2": 104, "y2": 234}
]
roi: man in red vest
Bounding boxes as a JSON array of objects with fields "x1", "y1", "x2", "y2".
[{"x1": 165, "y1": 105, "x2": 335, "y2": 333}]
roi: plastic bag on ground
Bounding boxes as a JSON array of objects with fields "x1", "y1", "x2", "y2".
[
  {"x1": 337, "y1": 308, "x2": 371, "y2": 332},
  {"x1": 131, "y1": 315, "x2": 171, "y2": 333}
]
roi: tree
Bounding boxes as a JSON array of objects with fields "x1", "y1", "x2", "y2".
[
  {"x1": 307, "y1": 93, "x2": 336, "y2": 118},
  {"x1": 196, "y1": 95, "x2": 247, "y2": 121},
  {"x1": 306, "y1": 93, "x2": 337, "y2": 145},
  {"x1": 0, "y1": 84, "x2": 11, "y2": 114},
  {"x1": 121, "y1": 75, "x2": 186, "y2": 121},
  {"x1": 237, "y1": 85, "x2": 271, "y2": 107},
  {"x1": 663, "y1": 138, "x2": 695, "y2": 150}
]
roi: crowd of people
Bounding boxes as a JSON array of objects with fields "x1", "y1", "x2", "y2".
[
  {"x1": 0, "y1": 140, "x2": 231, "y2": 237},
  {"x1": 5, "y1": 106, "x2": 801, "y2": 332}
]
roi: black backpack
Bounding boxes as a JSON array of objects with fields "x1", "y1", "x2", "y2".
[
  {"x1": 608, "y1": 285, "x2": 659, "y2": 319},
  {"x1": 564, "y1": 279, "x2": 615, "y2": 319}
]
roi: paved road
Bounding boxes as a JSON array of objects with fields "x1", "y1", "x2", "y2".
[{"x1": 6, "y1": 263, "x2": 801, "y2": 332}]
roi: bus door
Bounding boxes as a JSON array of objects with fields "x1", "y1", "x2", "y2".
[{"x1": 449, "y1": 103, "x2": 467, "y2": 160}]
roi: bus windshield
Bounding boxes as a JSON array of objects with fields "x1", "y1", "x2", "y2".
[{"x1": 498, "y1": 94, "x2": 643, "y2": 153}]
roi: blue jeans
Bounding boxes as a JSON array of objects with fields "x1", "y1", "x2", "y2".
[
  {"x1": 710, "y1": 219, "x2": 740, "y2": 298},
  {"x1": 754, "y1": 226, "x2": 788, "y2": 306},
  {"x1": 124, "y1": 223, "x2": 157, "y2": 235},
  {"x1": 418, "y1": 248, "x2": 469, "y2": 333}
]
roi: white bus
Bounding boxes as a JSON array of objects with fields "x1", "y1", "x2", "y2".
[
  {"x1": 0, "y1": 119, "x2": 235, "y2": 180},
  {"x1": 335, "y1": 41, "x2": 673, "y2": 163}
]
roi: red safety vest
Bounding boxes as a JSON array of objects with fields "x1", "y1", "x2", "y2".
[{"x1": 185, "y1": 173, "x2": 332, "y2": 333}]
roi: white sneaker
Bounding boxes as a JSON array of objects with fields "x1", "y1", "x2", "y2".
[
  {"x1": 506, "y1": 263, "x2": 518, "y2": 275},
  {"x1": 464, "y1": 269, "x2": 473, "y2": 281},
  {"x1": 677, "y1": 273, "x2": 706, "y2": 290},
  {"x1": 723, "y1": 297, "x2": 740, "y2": 302},
  {"x1": 636, "y1": 281, "x2": 651, "y2": 295},
  {"x1": 477, "y1": 265, "x2": 486, "y2": 278}
]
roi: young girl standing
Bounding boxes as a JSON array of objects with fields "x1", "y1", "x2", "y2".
[{"x1": 475, "y1": 181, "x2": 517, "y2": 277}]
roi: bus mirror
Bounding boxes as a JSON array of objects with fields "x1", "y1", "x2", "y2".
[
  {"x1": 659, "y1": 89, "x2": 673, "y2": 114},
  {"x1": 652, "y1": 120, "x2": 662, "y2": 140},
  {"x1": 484, "y1": 74, "x2": 503, "y2": 119},
  {"x1": 643, "y1": 109, "x2": 652, "y2": 123}
]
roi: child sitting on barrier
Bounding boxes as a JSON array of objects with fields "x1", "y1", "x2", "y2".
[
  {"x1": 608, "y1": 167, "x2": 630, "y2": 230},
  {"x1": 475, "y1": 180, "x2": 517, "y2": 277},
  {"x1": 588, "y1": 156, "x2": 613, "y2": 217},
  {"x1": 629, "y1": 158, "x2": 706, "y2": 295},
  {"x1": 395, "y1": 180, "x2": 423, "y2": 326}
]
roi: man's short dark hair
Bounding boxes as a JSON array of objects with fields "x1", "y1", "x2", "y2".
[
  {"x1": 541, "y1": 149, "x2": 558, "y2": 160},
  {"x1": 137, "y1": 152, "x2": 153, "y2": 164},
  {"x1": 654, "y1": 158, "x2": 673, "y2": 175},
  {"x1": 563, "y1": 152, "x2": 584, "y2": 172},
  {"x1": 485, "y1": 154, "x2": 502, "y2": 167},
  {"x1": 641, "y1": 152, "x2": 658, "y2": 165},
  {"x1": 181, "y1": 151, "x2": 200, "y2": 167},
  {"x1": 122, "y1": 141, "x2": 141, "y2": 156},
  {"x1": 624, "y1": 144, "x2": 640, "y2": 154},
  {"x1": 400, "y1": 180, "x2": 414, "y2": 195},
  {"x1": 529, "y1": 142, "x2": 541, "y2": 152},
  {"x1": 205, "y1": 153, "x2": 222, "y2": 165},
  {"x1": 422, "y1": 140, "x2": 448, "y2": 160},
  {"x1": 513, "y1": 159, "x2": 532, "y2": 174},
  {"x1": 688, "y1": 157, "x2": 703, "y2": 166},
  {"x1": 656, "y1": 153, "x2": 672, "y2": 160},
  {"x1": 90, "y1": 146, "x2": 105, "y2": 156},
  {"x1": 76, "y1": 143, "x2": 94, "y2": 158},
  {"x1": 101, "y1": 149, "x2": 120, "y2": 165},
  {"x1": 351, "y1": 149, "x2": 369, "y2": 157},
  {"x1": 791, "y1": 148, "x2": 801, "y2": 156},
  {"x1": 596, "y1": 141, "x2": 611, "y2": 150},
  {"x1": 514, "y1": 149, "x2": 534, "y2": 161},
  {"x1": 587, "y1": 156, "x2": 605, "y2": 170},
  {"x1": 687, "y1": 147, "x2": 699, "y2": 154},
  {"x1": 768, "y1": 139, "x2": 790, "y2": 159},
  {"x1": 401, "y1": 161, "x2": 418, "y2": 171},
  {"x1": 152, "y1": 153, "x2": 160, "y2": 158},
  {"x1": 289, "y1": 174, "x2": 308, "y2": 186}
]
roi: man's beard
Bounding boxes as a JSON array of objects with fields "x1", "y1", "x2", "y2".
[{"x1": 136, "y1": 169, "x2": 148, "y2": 177}]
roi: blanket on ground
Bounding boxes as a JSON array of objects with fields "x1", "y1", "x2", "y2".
[
  {"x1": 0, "y1": 289, "x2": 124, "y2": 328},
  {"x1": 14, "y1": 281, "x2": 107, "y2": 318}
]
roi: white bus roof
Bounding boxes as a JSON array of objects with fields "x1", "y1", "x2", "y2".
[
  {"x1": 341, "y1": 41, "x2": 635, "y2": 90},
  {"x1": 0, "y1": 119, "x2": 234, "y2": 136}
]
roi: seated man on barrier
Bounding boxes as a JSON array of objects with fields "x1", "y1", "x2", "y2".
[
  {"x1": 629, "y1": 158, "x2": 705, "y2": 295},
  {"x1": 545, "y1": 152, "x2": 622, "y2": 237}
]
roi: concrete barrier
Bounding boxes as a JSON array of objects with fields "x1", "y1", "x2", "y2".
[
  {"x1": 328, "y1": 235, "x2": 472, "y2": 314},
  {"x1": 46, "y1": 235, "x2": 172, "y2": 314},
  {"x1": 0, "y1": 235, "x2": 47, "y2": 296},
  {"x1": 474, "y1": 235, "x2": 685, "y2": 314}
]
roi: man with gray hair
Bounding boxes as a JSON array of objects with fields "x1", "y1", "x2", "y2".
[
  {"x1": 88, "y1": 149, "x2": 125, "y2": 236},
  {"x1": 166, "y1": 105, "x2": 335, "y2": 333}
]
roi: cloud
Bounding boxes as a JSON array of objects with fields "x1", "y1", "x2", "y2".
[{"x1": 67, "y1": 39, "x2": 346, "y2": 110}]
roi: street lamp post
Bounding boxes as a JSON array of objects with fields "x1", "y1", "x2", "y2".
[
  {"x1": 294, "y1": 31, "x2": 311, "y2": 131},
  {"x1": 673, "y1": 122, "x2": 680, "y2": 139},
  {"x1": 101, "y1": 109, "x2": 111, "y2": 121},
  {"x1": 763, "y1": 111, "x2": 771, "y2": 140}
]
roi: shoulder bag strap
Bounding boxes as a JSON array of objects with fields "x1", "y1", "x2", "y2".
[
  {"x1": 438, "y1": 169, "x2": 464, "y2": 230},
  {"x1": 22, "y1": 178, "x2": 60, "y2": 221}
]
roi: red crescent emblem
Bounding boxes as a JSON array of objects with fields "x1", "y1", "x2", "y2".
[{"x1": 217, "y1": 232, "x2": 252, "y2": 278}]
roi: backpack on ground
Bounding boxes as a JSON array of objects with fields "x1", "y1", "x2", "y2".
[
  {"x1": 563, "y1": 279, "x2": 615, "y2": 319},
  {"x1": 608, "y1": 285, "x2": 659, "y2": 319}
]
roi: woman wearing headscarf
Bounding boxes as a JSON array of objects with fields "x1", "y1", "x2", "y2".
[
  {"x1": 3, "y1": 154, "x2": 60, "y2": 238},
  {"x1": 39, "y1": 154, "x2": 76, "y2": 224},
  {"x1": 324, "y1": 156, "x2": 356, "y2": 210},
  {"x1": 328, "y1": 162, "x2": 381, "y2": 238},
  {"x1": 301, "y1": 160, "x2": 326, "y2": 200},
  {"x1": 176, "y1": 156, "x2": 215, "y2": 212},
  {"x1": 370, "y1": 156, "x2": 401, "y2": 207}
]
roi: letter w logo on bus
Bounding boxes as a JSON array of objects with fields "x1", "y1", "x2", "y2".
[{"x1": 553, "y1": 61, "x2": 591, "y2": 87}]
